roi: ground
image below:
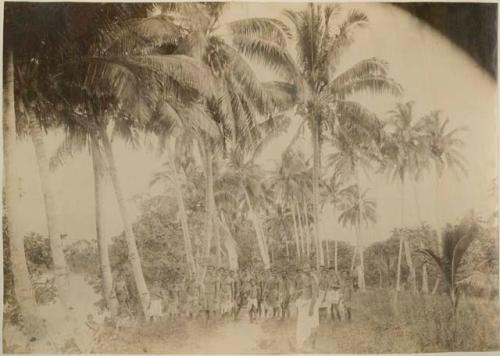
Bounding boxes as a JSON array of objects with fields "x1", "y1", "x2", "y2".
[{"x1": 4, "y1": 274, "x2": 500, "y2": 353}]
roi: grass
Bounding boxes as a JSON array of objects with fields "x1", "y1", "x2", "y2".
[{"x1": 5, "y1": 288, "x2": 499, "y2": 353}]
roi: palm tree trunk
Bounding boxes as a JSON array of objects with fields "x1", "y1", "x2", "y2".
[
  {"x1": 396, "y1": 180, "x2": 404, "y2": 291},
  {"x1": 403, "y1": 238, "x2": 417, "y2": 292},
  {"x1": 350, "y1": 246, "x2": 357, "y2": 273},
  {"x1": 290, "y1": 202, "x2": 301, "y2": 261},
  {"x1": 244, "y1": 189, "x2": 270, "y2": 269},
  {"x1": 354, "y1": 170, "x2": 365, "y2": 289},
  {"x1": 3, "y1": 49, "x2": 41, "y2": 336},
  {"x1": 412, "y1": 179, "x2": 429, "y2": 293},
  {"x1": 325, "y1": 240, "x2": 330, "y2": 267},
  {"x1": 28, "y1": 106, "x2": 89, "y2": 350},
  {"x1": 301, "y1": 198, "x2": 311, "y2": 258},
  {"x1": 432, "y1": 277, "x2": 440, "y2": 294},
  {"x1": 334, "y1": 240, "x2": 338, "y2": 273},
  {"x1": 101, "y1": 129, "x2": 151, "y2": 318},
  {"x1": 396, "y1": 237, "x2": 403, "y2": 291},
  {"x1": 91, "y1": 138, "x2": 118, "y2": 316},
  {"x1": 295, "y1": 199, "x2": 306, "y2": 260},
  {"x1": 25, "y1": 103, "x2": 71, "y2": 296},
  {"x1": 378, "y1": 269, "x2": 383, "y2": 289},
  {"x1": 278, "y1": 207, "x2": 291, "y2": 260},
  {"x1": 311, "y1": 116, "x2": 322, "y2": 270},
  {"x1": 356, "y1": 227, "x2": 366, "y2": 290},
  {"x1": 166, "y1": 145, "x2": 197, "y2": 277}
]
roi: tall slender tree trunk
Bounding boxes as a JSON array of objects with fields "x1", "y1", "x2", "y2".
[
  {"x1": 432, "y1": 174, "x2": 442, "y2": 294},
  {"x1": 396, "y1": 236, "x2": 403, "y2": 291},
  {"x1": 26, "y1": 97, "x2": 89, "y2": 349},
  {"x1": 403, "y1": 239, "x2": 417, "y2": 292},
  {"x1": 166, "y1": 145, "x2": 196, "y2": 277},
  {"x1": 325, "y1": 240, "x2": 330, "y2": 267},
  {"x1": 356, "y1": 227, "x2": 366, "y2": 290},
  {"x1": 412, "y1": 179, "x2": 429, "y2": 293},
  {"x1": 334, "y1": 240, "x2": 338, "y2": 273},
  {"x1": 101, "y1": 129, "x2": 151, "y2": 318},
  {"x1": 290, "y1": 202, "x2": 301, "y2": 262},
  {"x1": 278, "y1": 207, "x2": 291, "y2": 260},
  {"x1": 302, "y1": 199, "x2": 311, "y2": 258},
  {"x1": 244, "y1": 189, "x2": 270, "y2": 269},
  {"x1": 3, "y1": 49, "x2": 42, "y2": 337},
  {"x1": 295, "y1": 199, "x2": 306, "y2": 261},
  {"x1": 91, "y1": 138, "x2": 118, "y2": 316},
  {"x1": 355, "y1": 170, "x2": 365, "y2": 289},
  {"x1": 396, "y1": 181, "x2": 404, "y2": 291},
  {"x1": 350, "y1": 246, "x2": 357, "y2": 272},
  {"x1": 311, "y1": 116, "x2": 322, "y2": 270}
]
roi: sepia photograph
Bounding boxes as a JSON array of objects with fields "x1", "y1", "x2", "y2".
[{"x1": 2, "y1": 1, "x2": 499, "y2": 354}]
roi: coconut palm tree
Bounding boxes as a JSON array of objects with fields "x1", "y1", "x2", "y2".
[
  {"x1": 337, "y1": 184, "x2": 377, "y2": 289},
  {"x1": 136, "y1": 3, "x2": 296, "y2": 275},
  {"x1": 381, "y1": 101, "x2": 429, "y2": 292},
  {"x1": 421, "y1": 111, "x2": 467, "y2": 292},
  {"x1": 268, "y1": 150, "x2": 313, "y2": 262},
  {"x1": 3, "y1": 49, "x2": 43, "y2": 337},
  {"x1": 149, "y1": 135, "x2": 201, "y2": 277},
  {"x1": 217, "y1": 146, "x2": 272, "y2": 268},
  {"x1": 234, "y1": 3, "x2": 402, "y2": 268}
]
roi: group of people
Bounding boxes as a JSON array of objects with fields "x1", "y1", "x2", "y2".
[{"x1": 111, "y1": 264, "x2": 356, "y2": 349}]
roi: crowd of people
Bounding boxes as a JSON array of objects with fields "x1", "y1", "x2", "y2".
[{"x1": 112, "y1": 263, "x2": 356, "y2": 327}]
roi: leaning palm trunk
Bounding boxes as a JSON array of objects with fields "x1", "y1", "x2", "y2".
[
  {"x1": 403, "y1": 238, "x2": 417, "y2": 292},
  {"x1": 91, "y1": 139, "x2": 118, "y2": 316},
  {"x1": 295, "y1": 199, "x2": 306, "y2": 260},
  {"x1": 24, "y1": 101, "x2": 89, "y2": 349},
  {"x1": 166, "y1": 145, "x2": 197, "y2": 277},
  {"x1": 244, "y1": 189, "x2": 270, "y2": 269},
  {"x1": 396, "y1": 237, "x2": 404, "y2": 291},
  {"x1": 26, "y1": 105, "x2": 68, "y2": 287},
  {"x1": 101, "y1": 130, "x2": 151, "y2": 317},
  {"x1": 311, "y1": 118, "x2": 323, "y2": 269},
  {"x1": 3, "y1": 49, "x2": 42, "y2": 337},
  {"x1": 290, "y1": 202, "x2": 302, "y2": 261}
]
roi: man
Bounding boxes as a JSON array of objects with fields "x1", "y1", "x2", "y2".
[
  {"x1": 148, "y1": 280, "x2": 164, "y2": 322},
  {"x1": 113, "y1": 272, "x2": 132, "y2": 317},
  {"x1": 340, "y1": 270, "x2": 353, "y2": 321},
  {"x1": 248, "y1": 278, "x2": 259, "y2": 322},
  {"x1": 295, "y1": 264, "x2": 319, "y2": 351},
  {"x1": 278, "y1": 271, "x2": 291, "y2": 320},
  {"x1": 220, "y1": 269, "x2": 233, "y2": 319},
  {"x1": 268, "y1": 271, "x2": 280, "y2": 318},
  {"x1": 203, "y1": 265, "x2": 219, "y2": 323},
  {"x1": 318, "y1": 267, "x2": 329, "y2": 323},
  {"x1": 326, "y1": 268, "x2": 342, "y2": 321},
  {"x1": 185, "y1": 278, "x2": 201, "y2": 319}
]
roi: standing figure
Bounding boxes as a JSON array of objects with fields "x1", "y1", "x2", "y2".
[
  {"x1": 278, "y1": 271, "x2": 291, "y2": 320},
  {"x1": 327, "y1": 268, "x2": 342, "y2": 321},
  {"x1": 113, "y1": 273, "x2": 132, "y2": 317},
  {"x1": 318, "y1": 268, "x2": 329, "y2": 322},
  {"x1": 295, "y1": 264, "x2": 319, "y2": 351},
  {"x1": 247, "y1": 279, "x2": 259, "y2": 322},
  {"x1": 203, "y1": 266, "x2": 219, "y2": 323},
  {"x1": 148, "y1": 280, "x2": 164, "y2": 322},
  {"x1": 340, "y1": 270, "x2": 353, "y2": 321}
]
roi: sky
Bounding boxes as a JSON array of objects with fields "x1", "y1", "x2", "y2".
[{"x1": 11, "y1": 2, "x2": 497, "y2": 248}]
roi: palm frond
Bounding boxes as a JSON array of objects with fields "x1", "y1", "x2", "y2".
[
  {"x1": 228, "y1": 17, "x2": 291, "y2": 47},
  {"x1": 232, "y1": 35, "x2": 299, "y2": 82}
]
